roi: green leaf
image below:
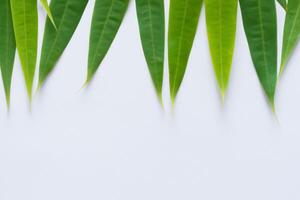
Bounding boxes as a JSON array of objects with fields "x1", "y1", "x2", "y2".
[
  {"x1": 39, "y1": 0, "x2": 88, "y2": 87},
  {"x1": 239, "y1": 0, "x2": 278, "y2": 109},
  {"x1": 40, "y1": 0, "x2": 57, "y2": 29},
  {"x1": 205, "y1": 0, "x2": 238, "y2": 100},
  {"x1": 168, "y1": 0, "x2": 203, "y2": 103},
  {"x1": 11, "y1": 0, "x2": 38, "y2": 100},
  {"x1": 135, "y1": 0, "x2": 165, "y2": 100},
  {"x1": 0, "y1": 0, "x2": 16, "y2": 107},
  {"x1": 86, "y1": 0, "x2": 129, "y2": 83},
  {"x1": 277, "y1": 0, "x2": 287, "y2": 10},
  {"x1": 280, "y1": 0, "x2": 300, "y2": 74}
]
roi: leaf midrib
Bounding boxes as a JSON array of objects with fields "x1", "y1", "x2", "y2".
[
  {"x1": 146, "y1": 0, "x2": 160, "y2": 87},
  {"x1": 171, "y1": 0, "x2": 189, "y2": 97},
  {"x1": 4, "y1": 1, "x2": 10, "y2": 69},
  {"x1": 22, "y1": 0, "x2": 29, "y2": 82},
  {"x1": 217, "y1": 0, "x2": 224, "y2": 90},
  {"x1": 90, "y1": 0, "x2": 116, "y2": 69},
  {"x1": 43, "y1": 0, "x2": 70, "y2": 69},
  {"x1": 257, "y1": 0, "x2": 272, "y2": 93}
]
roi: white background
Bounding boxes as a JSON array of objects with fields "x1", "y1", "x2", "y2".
[{"x1": 0, "y1": 1, "x2": 300, "y2": 200}]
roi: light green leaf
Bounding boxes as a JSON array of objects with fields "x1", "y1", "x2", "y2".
[
  {"x1": 39, "y1": 0, "x2": 88, "y2": 87},
  {"x1": 0, "y1": 0, "x2": 16, "y2": 107},
  {"x1": 239, "y1": 0, "x2": 278, "y2": 109},
  {"x1": 280, "y1": 0, "x2": 300, "y2": 74},
  {"x1": 40, "y1": 0, "x2": 57, "y2": 29},
  {"x1": 11, "y1": 0, "x2": 38, "y2": 100},
  {"x1": 136, "y1": 0, "x2": 165, "y2": 100},
  {"x1": 205, "y1": 0, "x2": 238, "y2": 100},
  {"x1": 86, "y1": 0, "x2": 129, "y2": 83},
  {"x1": 168, "y1": 0, "x2": 203, "y2": 103},
  {"x1": 277, "y1": 0, "x2": 287, "y2": 10}
]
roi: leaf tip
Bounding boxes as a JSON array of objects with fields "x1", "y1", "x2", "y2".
[
  {"x1": 86, "y1": 68, "x2": 95, "y2": 84},
  {"x1": 156, "y1": 91, "x2": 164, "y2": 109},
  {"x1": 3, "y1": 86, "x2": 11, "y2": 110},
  {"x1": 80, "y1": 72, "x2": 94, "y2": 91},
  {"x1": 267, "y1": 95, "x2": 276, "y2": 114},
  {"x1": 5, "y1": 95, "x2": 11, "y2": 111},
  {"x1": 279, "y1": 62, "x2": 286, "y2": 77},
  {"x1": 36, "y1": 77, "x2": 45, "y2": 93},
  {"x1": 219, "y1": 87, "x2": 227, "y2": 104},
  {"x1": 170, "y1": 90, "x2": 177, "y2": 107},
  {"x1": 80, "y1": 79, "x2": 90, "y2": 92},
  {"x1": 50, "y1": 18, "x2": 57, "y2": 30},
  {"x1": 25, "y1": 83, "x2": 33, "y2": 104}
]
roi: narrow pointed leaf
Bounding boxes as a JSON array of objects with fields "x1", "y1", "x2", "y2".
[
  {"x1": 87, "y1": 0, "x2": 129, "y2": 83},
  {"x1": 280, "y1": 0, "x2": 300, "y2": 73},
  {"x1": 40, "y1": 0, "x2": 57, "y2": 29},
  {"x1": 39, "y1": 0, "x2": 88, "y2": 86},
  {"x1": 205, "y1": 0, "x2": 238, "y2": 99},
  {"x1": 11, "y1": 0, "x2": 38, "y2": 99},
  {"x1": 239, "y1": 0, "x2": 278, "y2": 107},
  {"x1": 0, "y1": 0, "x2": 16, "y2": 106},
  {"x1": 168, "y1": 0, "x2": 203, "y2": 103},
  {"x1": 135, "y1": 0, "x2": 165, "y2": 99},
  {"x1": 277, "y1": 0, "x2": 287, "y2": 10}
]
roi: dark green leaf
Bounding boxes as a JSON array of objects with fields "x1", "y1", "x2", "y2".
[
  {"x1": 86, "y1": 0, "x2": 129, "y2": 83},
  {"x1": 136, "y1": 0, "x2": 165, "y2": 100},
  {"x1": 39, "y1": 0, "x2": 88, "y2": 87},
  {"x1": 168, "y1": 0, "x2": 203, "y2": 103},
  {"x1": 280, "y1": 0, "x2": 300, "y2": 74},
  {"x1": 239, "y1": 0, "x2": 278, "y2": 109},
  {"x1": 0, "y1": 0, "x2": 16, "y2": 107}
]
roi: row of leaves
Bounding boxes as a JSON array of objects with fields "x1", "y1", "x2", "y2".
[{"x1": 0, "y1": 0, "x2": 299, "y2": 111}]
